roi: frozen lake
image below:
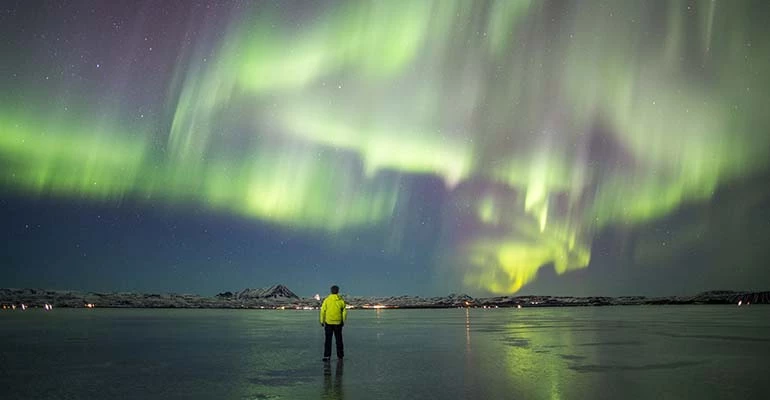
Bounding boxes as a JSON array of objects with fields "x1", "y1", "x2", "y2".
[{"x1": 1, "y1": 306, "x2": 768, "y2": 399}]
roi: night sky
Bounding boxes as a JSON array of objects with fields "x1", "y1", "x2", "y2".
[{"x1": 1, "y1": 0, "x2": 769, "y2": 297}]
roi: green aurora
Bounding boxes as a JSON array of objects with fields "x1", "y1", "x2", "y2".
[{"x1": 1, "y1": 0, "x2": 768, "y2": 294}]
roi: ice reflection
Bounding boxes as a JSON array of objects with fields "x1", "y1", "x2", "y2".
[
  {"x1": 465, "y1": 308, "x2": 471, "y2": 352},
  {"x1": 473, "y1": 307, "x2": 770, "y2": 399},
  {"x1": 322, "y1": 360, "x2": 344, "y2": 400},
  {"x1": 473, "y1": 312, "x2": 591, "y2": 399},
  {"x1": 0, "y1": 308, "x2": 766, "y2": 399}
]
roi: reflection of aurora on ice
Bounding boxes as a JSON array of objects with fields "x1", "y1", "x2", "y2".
[{"x1": 1, "y1": 0, "x2": 769, "y2": 293}]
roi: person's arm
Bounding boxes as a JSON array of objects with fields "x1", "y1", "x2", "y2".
[
  {"x1": 319, "y1": 299, "x2": 327, "y2": 326},
  {"x1": 341, "y1": 300, "x2": 347, "y2": 323}
]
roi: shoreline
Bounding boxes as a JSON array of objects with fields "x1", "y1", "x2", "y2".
[{"x1": 1, "y1": 288, "x2": 767, "y2": 310}]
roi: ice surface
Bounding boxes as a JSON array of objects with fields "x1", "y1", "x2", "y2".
[{"x1": 1, "y1": 306, "x2": 768, "y2": 399}]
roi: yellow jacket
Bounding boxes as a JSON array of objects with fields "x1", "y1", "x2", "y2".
[{"x1": 319, "y1": 294, "x2": 347, "y2": 325}]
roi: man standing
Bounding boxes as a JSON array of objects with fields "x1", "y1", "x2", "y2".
[{"x1": 320, "y1": 285, "x2": 347, "y2": 361}]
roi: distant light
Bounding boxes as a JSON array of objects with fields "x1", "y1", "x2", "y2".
[
  {"x1": 517, "y1": 304, "x2": 522, "y2": 309},
  {"x1": 738, "y1": 300, "x2": 742, "y2": 307},
  {"x1": 314, "y1": 294, "x2": 321, "y2": 301}
]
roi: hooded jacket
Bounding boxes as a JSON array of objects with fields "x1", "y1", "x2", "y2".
[{"x1": 319, "y1": 293, "x2": 347, "y2": 325}]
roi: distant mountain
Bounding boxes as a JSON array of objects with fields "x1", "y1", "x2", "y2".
[{"x1": 218, "y1": 284, "x2": 299, "y2": 300}]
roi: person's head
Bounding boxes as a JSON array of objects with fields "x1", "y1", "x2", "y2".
[{"x1": 330, "y1": 285, "x2": 339, "y2": 294}]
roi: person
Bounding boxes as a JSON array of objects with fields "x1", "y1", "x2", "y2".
[{"x1": 320, "y1": 285, "x2": 346, "y2": 361}]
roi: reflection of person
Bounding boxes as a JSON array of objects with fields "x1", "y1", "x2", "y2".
[
  {"x1": 322, "y1": 357, "x2": 344, "y2": 400},
  {"x1": 320, "y1": 285, "x2": 347, "y2": 361}
]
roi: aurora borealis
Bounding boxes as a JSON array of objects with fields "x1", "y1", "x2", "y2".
[{"x1": 1, "y1": 0, "x2": 769, "y2": 296}]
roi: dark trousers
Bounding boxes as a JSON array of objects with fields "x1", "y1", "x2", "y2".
[{"x1": 324, "y1": 324, "x2": 344, "y2": 358}]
